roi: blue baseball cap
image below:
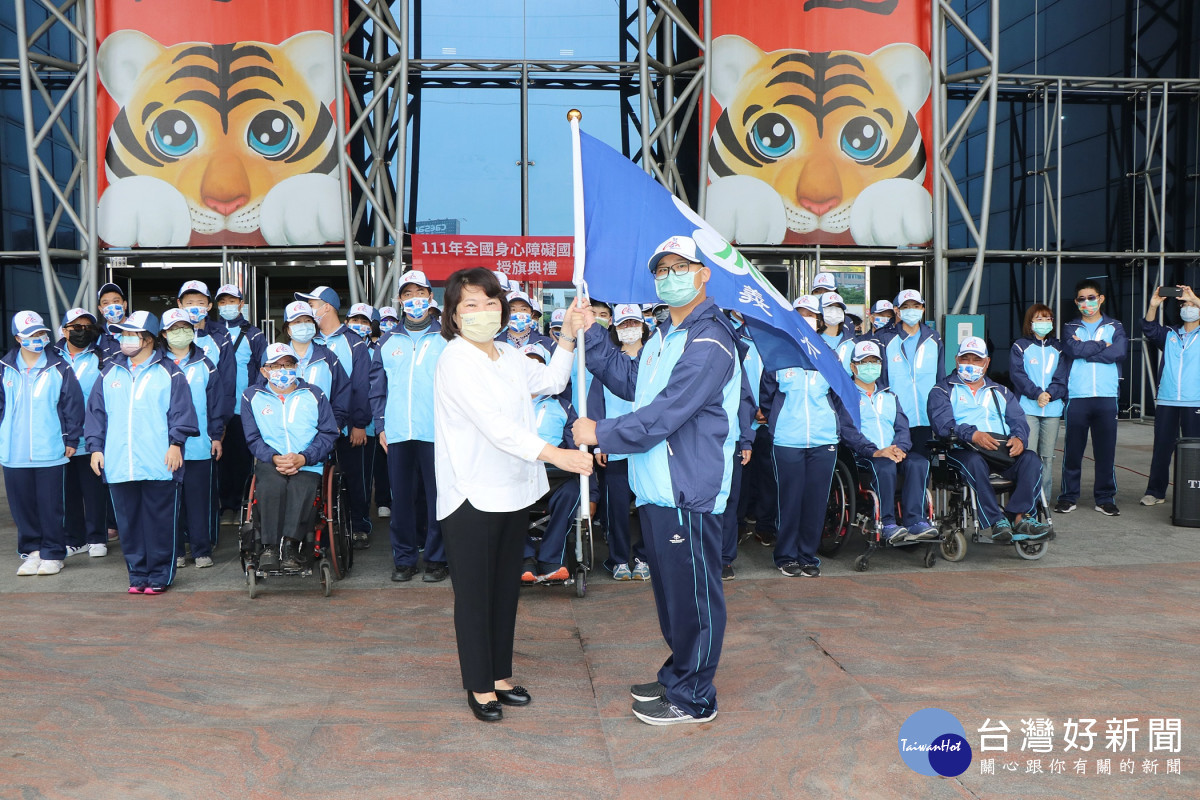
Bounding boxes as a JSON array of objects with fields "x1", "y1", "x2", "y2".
[
  {"x1": 109, "y1": 309, "x2": 160, "y2": 337},
  {"x1": 294, "y1": 286, "x2": 341, "y2": 311},
  {"x1": 97, "y1": 282, "x2": 125, "y2": 300}
]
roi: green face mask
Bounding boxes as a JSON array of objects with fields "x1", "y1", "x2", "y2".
[
  {"x1": 655, "y1": 270, "x2": 701, "y2": 308},
  {"x1": 855, "y1": 362, "x2": 882, "y2": 384},
  {"x1": 165, "y1": 328, "x2": 195, "y2": 350},
  {"x1": 597, "y1": 318, "x2": 611, "y2": 329},
  {"x1": 1031, "y1": 321, "x2": 1053, "y2": 337}
]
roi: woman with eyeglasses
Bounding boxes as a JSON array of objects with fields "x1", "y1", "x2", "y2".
[{"x1": 1010, "y1": 304, "x2": 1069, "y2": 499}]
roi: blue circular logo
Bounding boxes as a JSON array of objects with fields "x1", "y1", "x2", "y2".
[{"x1": 898, "y1": 708, "x2": 973, "y2": 777}]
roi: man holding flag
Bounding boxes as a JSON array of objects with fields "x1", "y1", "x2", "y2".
[{"x1": 569, "y1": 235, "x2": 739, "y2": 726}]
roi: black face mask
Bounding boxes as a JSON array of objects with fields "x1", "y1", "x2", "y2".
[{"x1": 67, "y1": 328, "x2": 98, "y2": 347}]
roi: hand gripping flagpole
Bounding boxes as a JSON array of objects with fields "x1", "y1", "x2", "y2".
[{"x1": 568, "y1": 109, "x2": 592, "y2": 575}]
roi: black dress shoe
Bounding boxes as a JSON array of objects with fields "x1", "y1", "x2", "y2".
[
  {"x1": 467, "y1": 692, "x2": 503, "y2": 722},
  {"x1": 494, "y1": 686, "x2": 531, "y2": 706},
  {"x1": 422, "y1": 564, "x2": 449, "y2": 582},
  {"x1": 391, "y1": 565, "x2": 418, "y2": 582}
]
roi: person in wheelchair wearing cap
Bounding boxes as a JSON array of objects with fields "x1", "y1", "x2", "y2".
[
  {"x1": 927, "y1": 337, "x2": 1053, "y2": 542},
  {"x1": 241, "y1": 343, "x2": 339, "y2": 570}
]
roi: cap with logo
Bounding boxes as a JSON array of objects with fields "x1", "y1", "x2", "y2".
[
  {"x1": 378, "y1": 306, "x2": 398, "y2": 321},
  {"x1": 294, "y1": 286, "x2": 341, "y2": 311},
  {"x1": 398, "y1": 270, "x2": 431, "y2": 292},
  {"x1": 492, "y1": 271, "x2": 511, "y2": 291},
  {"x1": 852, "y1": 340, "x2": 883, "y2": 362},
  {"x1": 821, "y1": 291, "x2": 846, "y2": 309},
  {"x1": 11, "y1": 310, "x2": 50, "y2": 337},
  {"x1": 215, "y1": 283, "x2": 243, "y2": 300},
  {"x1": 812, "y1": 273, "x2": 837, "y2": 292},
  {"x1": 647, "y1": 235, "x2": 701, "y2": 272},
  {"x1": 613, "y1": 303, "x2": 643, "y2": 325},
  {"x1": 62, "y1": 308, "x2": 97, "y2": 327},
  {"x1": 793, "y1": 295, "x2": 820, "y2": 314},
  {"x1": 507, "y1": 291, "x2": 540, "y2": 314},
  {"x1": 161, "y1": 308, "x2": 193, "y2": 330},
  {"x1": 284, "y1": 300, "x2": 317, "y2": 322},
  {"x1": 348, "y1": 303, "x2": 375, "y2": 320},
  {"x1": 550, "y1": 308, "x2": 566, "y2": 328},
  {"x1": 521, "y1": 343, "x2": 551, "y2": 363},
  {"x1": 178, "y1": 280, "x2": 210, "y2": 299},
  {"x1": 263, "y1": 342, "x2": 298, "y2": 365},
  {"x1": 895, "y1": 289, "x2": 925, "y2": 307},
  {"x1": 871, "y1": 300, "x2": 894, "y2": 313},
  {"x1": 958, "y1": 336, "x2": 988, "y2": 358},
  {"x1": 109, "y1": 309, "x2": 161, "y2": 337}
]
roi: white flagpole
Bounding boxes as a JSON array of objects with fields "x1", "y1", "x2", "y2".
[{"x1": 568, "y1": 109, "x2": 592, "y2": 555}]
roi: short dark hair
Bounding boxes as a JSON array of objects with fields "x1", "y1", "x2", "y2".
[
  {"x1": 1022, "y1": 303, "x2": 1055, "y2": 337},
  {"x1": 1074, "y1": 279, "x2": 1104, "y2": 298},
  {"x1": 441, "y1": 267, "x2": 510, "y2": 342}
]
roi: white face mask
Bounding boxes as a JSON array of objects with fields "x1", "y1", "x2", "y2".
[
  {"x1": 823, "y1": 307, "x2": 845, "y2": 327},
  {"x1": 802, "y1": 315, "x2": 819, "y2": 331},
  {"x1": 1181, "y1": 306, "x2": 1200, "y2": 323},
  {"x1": 616, "y1": 325, "x2": 643, "y2": 344}
]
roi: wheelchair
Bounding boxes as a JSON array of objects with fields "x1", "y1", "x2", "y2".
[
  {"x1": 819, "y1": 446, "x2": 941, "y2": 572},
  {"x1": 526, "y1": 466, "x2": 594, "y2": 597},
  {"x1": 238, "y1": 460, "x2": 354, "y2": 598},
  {"x1": 927, "y1": 434, "x2": 1054, "y2": 562}
]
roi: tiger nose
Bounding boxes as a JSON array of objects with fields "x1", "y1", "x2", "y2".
[
  {"x1": 795, "y1": 156, "x2": 842, "y2": 218},
  {"x1": 799, "y1": 197, "x2": 840, "y2": 217},
  {"x1": 200, "y1": 152, "x2": 252, "y2": 218}
]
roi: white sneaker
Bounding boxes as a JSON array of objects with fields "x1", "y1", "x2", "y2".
[
  {"x1": 377, "y1": 506, "x2": 391, "y2": 518},
  {"x1": 36, "y1": 559, "x2": 63, "y2": 575},
  {"x1": 65, "y1": 544, "x2": 89, "y2": 558},
  {"x1": 89, "y1": 544, "x2": 108, "y2": 557},
  {"x1": 17, "y1": 552, "x2": 41, "y2": 576},
  {"x1": 176, "y1": 556, "x2": 187, "y2": 568},
  {"x1": 1139, "y1": 494, "x2": 1166, "y2": 506},
  {"x1": 194, "y1": 556, "x2": 213, "y2": 568}
]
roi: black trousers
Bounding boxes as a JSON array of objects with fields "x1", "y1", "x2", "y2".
[
  {"x1": 218, "y1": 415, "x2": 253, "y2": 513},
  {"x1": 253, "y1": 462, "x2": 320, "y2": 549},
  {"x1": 441, "y1": 500, "x2": 527, "y2": 693}
]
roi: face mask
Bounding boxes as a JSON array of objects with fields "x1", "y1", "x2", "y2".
[
  {"x1": 459, "y1": 310, "x2": 502, "y2": 343},
  {"x1": 268, "y1": 368, "x2": 298, "y2": 390},
  {"x1": 380, "y1": 320, "x2": 397, "y2": 333},
  {"x1": 67, "y1": 328, "x2": 97, "y2": 348},
  {"x1": 402, "y1": 297, "x2": 430, "y2": 320},
  {"x1": 617, "y1": 325, "x2": 643, "y2": 344},
  {"x1": 1078, "y1": 300, "x2": 1100, "y2": 317},
  {"x1": 957, "y1": 363, "x2": 986, "y2": 383},
  {"x1": 101, "y1": 304, "x2": 125, "y2": 323},
  {"x1": 655, "y1": 270, "x2": 701, "y2": 308},
  {"x1": 20, "y1": 335, "x2": 48, "y2": 354},
  {"x1": 899, "y1": 308, "x2": 923, "y2": 326},
  {"x1": 597, "y1": 318, "x2": 611, "y2": 329},
  {"x1": 855, "y1": 363, "x2": 882, "y2": 384},
  {"x1": 289, "y1": 322, "x2": 316, "y2": 343},
  {"x1": 183, "y1": 306, "x2": 208, "y2": 324},
  {"x1": 653, "y1": 308, "x2": 671, "y2": 325},
  {"x1": 348, "y1": 322, "x2": 371, "y2": 338},
  {"x1": 872, "y1": 315, "x2": 890, "y2": 330},
  {"x1": 218, "y1": 304, "x2": 241, "y2": 321},
  {"x1": 508, "y1": 313, "x2": 534, "y2": 334},
  {"x1": 823, "y1": 307, "x2": 845, "y2": 327},
  {"x1": 164, "y1": 328, "x2": 195, "y2": 349},
  {"x1": 1032, "y1": 321, "x2": 1054, "y2": 337},
  {"x1": 802, "y1": 315, "x2": 819, "y2": 331},
  {"x1": 119, "y1": 334, "x2": 144, "y2": 356},
  {"x1": 644, "y1": 316, "x2": 655, "y2": 327},
  {"x1": 1181, "y1": 306, "x2": 1200, "y2": 323}
]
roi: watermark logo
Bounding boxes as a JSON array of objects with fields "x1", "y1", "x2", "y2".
[{"x1": 899, "y1": 708, "x2": 973, "y2": 777}]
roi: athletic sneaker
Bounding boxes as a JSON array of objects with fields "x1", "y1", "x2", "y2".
[
  {"x1": 721, "y1": 564, "x2": 735, "y2": 581},
  {"x1": 632, "y1": 697, "x2": 716, "y2": 726},
  {"x1": 377, "y1": 506, "x2": 391, "y2": 518},
  {"x1": 1095, "y1": 502, "x2": 1120, "y2": 516},
  {"x1": 127, "y1": 586, "x2": 141, "y2": 594},
  {"x1": 1014, "y1": 518, "x2": 1053, "y2": 540},
  {"x1": 17, "y1": 552, "x2": 41, "y2": 576},
  {"x1": 66, "y1": 545, "x2": 89, "y2": 558},
  {"x1": 799, "y1": 564, "x2": 820, "y2": 578},
  {"x1": 176, "y1": 556, "x2": 188, "y2": 568},
  {"x1": 989, "y1": 518, "x2": 1014, "y2": 544},
  {"x1": 89, "y1": 544, "x2": 107, "y2": 557},
  {"x1": 881, "y1": 524, "x2": 908, "y2": 543},
  {"x1": 631, "y1": 559, "x2": 651, "y2": 581},
  {"x1": 779, "y1": 561, "x2": 804, "y2": 577},
  {"x1": 755, "y1": 529, "x2": 777, "y2": 547},
  {"x1": 1054, "y1": 500, "x2": 1076, "y2": 514},
  {"x1": 906, "y1": 520, "x2": 939, "y2": 541},
  {"x1": 520, "y1": 558, "x2": 538, "y2": 585},
  {"x1": 1140, "y1": 494, "x2": 1166, "y2": 506},
  {"x1": 539, "y1": 566, "x2": 570, "y2": 583},
  {"x1": 630, "y1": 680, "x2": 666, "y2": 702},
  {"x1": 611, "y1": 563, "x2": 632, "y2": 581},
  {"x1": 36, "y1": 559, "x2": 63, "y2": 575},
  {"x1": 194, "y1": 556, "x2": 214, "y2": 568},
  {"x1": 143, "y1": 586, "x2": 167, "y2": 595}
]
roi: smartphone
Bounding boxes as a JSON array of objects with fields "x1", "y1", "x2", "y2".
[{"x1": 1159, "y1": 287, "x2": 1183, "y2": 298}]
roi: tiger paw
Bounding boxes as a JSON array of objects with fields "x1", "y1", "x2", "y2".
[
  {"x1": 98, "y1": 175, "x2": 192, "y2": 247},
  {"x1": 259, "y1": 173, "x2": 344, "y2": 245},
  {"x1": 849, "y1": 178, "x2": 932, "y2": 246},
  {"x1": 704, "y1": 174, "x2": 787, "y2": 245}
]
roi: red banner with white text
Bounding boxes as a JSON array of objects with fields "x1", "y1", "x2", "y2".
[{"x1": 413, "y1": 235, "x2": 576, "y2": 286}]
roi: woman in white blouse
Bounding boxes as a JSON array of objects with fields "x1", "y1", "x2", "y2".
[{"x1": 434, "y1": 268, "x2": 592, "y2": 722}]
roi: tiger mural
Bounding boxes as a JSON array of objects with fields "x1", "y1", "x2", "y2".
[
  {"x1": 705, "y1": 35, "x2": 932, "y2": 247},
  {"x1": 97, "y1": 30, "x2": 342, "y2": 247}
]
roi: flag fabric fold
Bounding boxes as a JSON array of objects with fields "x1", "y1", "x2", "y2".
[{"x1": 575, "y1": 129, "x2": 860, "y2": 424}]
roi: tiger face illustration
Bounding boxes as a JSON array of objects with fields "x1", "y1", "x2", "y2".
[
  {"x1": 705, "y1": 35, "x2": 933, "y2": 247},
  {"x1": 97, "y1": 30, "x2": 342, "y2": 247}
]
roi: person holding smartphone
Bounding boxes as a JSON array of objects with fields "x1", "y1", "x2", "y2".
[{"x1": 1140, "y1": 285, "x2": 1200, "y2": 506}]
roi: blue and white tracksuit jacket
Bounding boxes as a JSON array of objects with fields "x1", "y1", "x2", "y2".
[
  {"x1": 884, "y1": 324, "x2": 944, "y2": 427},
  {"x1": 54, "y1": 341, "x2": 103, "y2": 452},
  {"x1": 1062, "y1": 315, "x2": 1127, "y2": 399},
  {"x1": 1010, "y1": 336, "x2": 1069, "y2": 417},
  {"x1": 368, "y1": 322, "x2": 447, "y2": 444},
  {"x1": 194, "y1": 323, "x2": 235, "y2": 422},
  {"x1": 222, "y1": 316, "x2": 268, "y2": 416},
  {"x1": 928, "y1": 375, "x2": 1030, "y2": 445},
  {"x1": 241, "y1": 381, "x2": 339, "y2": 476},
  {"x1": 317, "y1": 324, "x2": 372, "y2": 431},
  {"x1": 836, "y1": 384, "x2": 913, "y2": 458},
  {"x1": 84, "y1": 351, "x2": 199, "y2": 483},
  {"x1": 169, "y1": 347, "x2": 225, "y2": 461},
  {"x1": 0, "y1": 348, "x2": 84, "y2": 468},
  {"x1": 585, "y1": 299, "x2": 741, "y2": 515},
  {"x1": 1142, "y1": 319, "x2": 1200, "y2": 407},
  {"x1": 282, "y1": 341, "x2": 352, "y2": 430}
]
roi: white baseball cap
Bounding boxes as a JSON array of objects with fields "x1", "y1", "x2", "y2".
[
  {"x1": 812, "y1": 273, "x2": 837, "y2": 292},
  {"x1": 215, "y1": 283, "x2": 242, "y2": 300},
  {"x1": 11, "y1": 310, "x2": 49, "y2": 337},
  {"x1": 958, "y1": 336, "x2": 988, "y2": 357},
  {"x1": 264, "y1": 342, "x2": 298, "y2": 365},
  {"x1": 398, "y1": 270, "x2": 431, "y2": 292},
  {"x1": 550, "y1": 308, "x2": 566, "y2": 328},
  {"x1": 379, "y1": 306, "x2": 398, "y2": 321},
  {"x1": 284, "y1": 301, "x2": 316, "y2": 322},
  {"x1": 852, "y1": 340, "x2": 883, "y2": 362},
  {"x1": 161, "y1": 308, "x2": 193, "y2": 330},
  {"x1": 613, "y1": 303, "x2": 643, "y2": 325},
  {"x1": 521, "y1": 343, "x2": 551, "y2": 363},
  {"x1": 821, "y1": 292, "x2": 846, "y2": 309},
  {"x1": 492, "y1": 271, "x2": 511, "y2": 290},
  {"x1": 348, "y1": 303, "x2": 375, "y2": 320},
  {"x1": 871, "y1": 300, "x2": 894, "y2": 313},
  {"x1": 507, "y1": 291, "x2": 536, "y2": 312},
  {"x1": 647, "y1": 235, "x2": 700, "y2": 272},
  {"x1": 896, "y1": 289, "x2": 925, "y2": 307},
  {"x1": 62, "y1": 308, "x2": 97, "y2": 327},
  {"x1": 793, "y1": 295, "x2": 820, "y2": 314},
  {"x1": 178, "y1": 280, "x2": 210, "y2": 299}
]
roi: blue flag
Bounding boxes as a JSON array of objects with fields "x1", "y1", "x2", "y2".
[{"x1": 577, "y1": 129, "x2": 860, "y2": 423}]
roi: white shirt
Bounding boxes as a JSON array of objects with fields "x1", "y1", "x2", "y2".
[{"x1": 434, "y1": 337, "x2": 575, "y2": 519}]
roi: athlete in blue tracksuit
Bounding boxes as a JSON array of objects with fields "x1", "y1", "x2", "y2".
[
  {"x1": 1057, "y1": 280, "x2": 1128, "y2": 515},
  {"x1": 56, "y1": 308, "x2": 110, "y2": 556},
  {"x1": 572, "y1": 236, "x2": 740, "y2": 725},
  {"x1": 732, "y1": 320, "x2": 779, "y2": 545},
  {"x1": 160, "y1": 309, "x2": 224, "y2": 567},
  {"x1": 928, "y1": 337, "x2": 1052, "y2": 542},
  {"x1": 525, "y1": 383, "x2": 583, "y2": 582},
  {"x1": 177, "y1": 280, "x2": 235, "y2": 424},
  {"x1": 298, "y1": 286, "x2": 373, "y2": 542},
  {"x1": 242, "y1": 344, "x2": 340, "y2": 570},
  {"x1": 96, "y1": 282, "x2": 128, "y2": 361},
  {"x1": 214, "y1": 284, "x2": 267, "y2": 514},
  {"x1": 719, "y1": 332, "x2": 755, "y2": 577},
  {"x1": 86, "y1": 310, "x2": 199, "y2": 593},
  {"x1": 282, "y1": 301, "x2": 352, "y2": 434},
  {"x1": 496, "y1": 290, "x2": 557, "y2": 352},
  {"x1": 2, "y1": 311, "x2": 84, "y2": 576},
  {"x1": 836, "y1": 340, "x2": 936, "y2": 543},
  {"x1": 368, "y1": 279, "x2": 449, "y2": 583},
  {"x1": 1010, "y1": 306, "x2": 1070, "y2": 498},
  {"x1": 1141, "y1": 285, "x2": 1200, "y2": 504}
]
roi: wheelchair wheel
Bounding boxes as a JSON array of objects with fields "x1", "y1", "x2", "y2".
[
  {"x1": 819, "y1": 459, "x2": 856, "y2": 556},
  {"x1": 575, "y1": 567, "x2": 587, "y2": 598},
  {"x1": 1015, "y1": 540, "x2": 1048, "y2": 560},
  {"x1": 325, "y1": 466, "x2": 354, "y2": 580},
  {"x1": 923, "y1": 546, "x2": 938, "y2": 568},
  {"x1": 853, "y1": 554, "x2": 870, "y2": 572},
  {"x1": 247, "y1": 568, "x2": 257, "y2": 599},
  {"x1": 940, "y1": 529, "x2": 967, "y2": 562},
  {"x1": 320, "y1": 562, "x2": 333, "y2": 596}
]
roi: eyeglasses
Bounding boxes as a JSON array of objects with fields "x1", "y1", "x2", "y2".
[
  {"x1": 1076, "y1": 295, "x2": 1100, "y2": 304},
  {"x1": 63, "y1": 324, "x2": 92, "y2": 332},
  {"x1": 652, "y1": 261, "x2": 697, "y2": 280}
]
